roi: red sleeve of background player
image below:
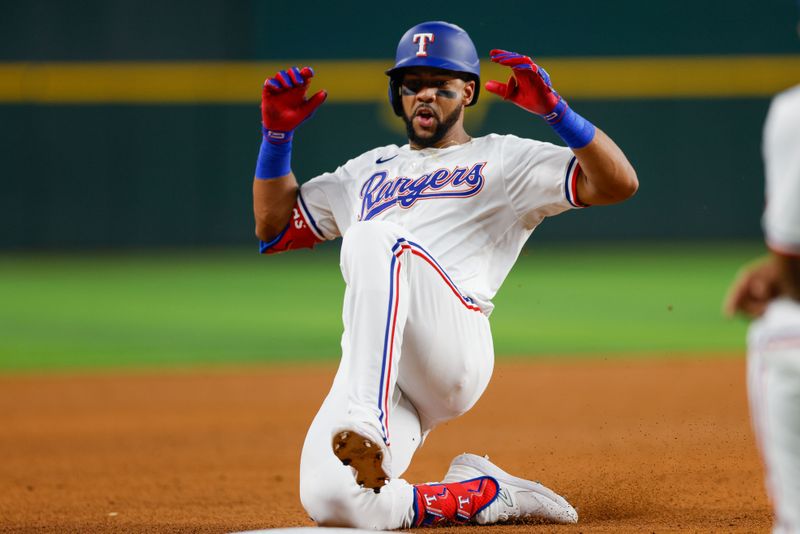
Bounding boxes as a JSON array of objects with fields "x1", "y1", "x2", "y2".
[{"x1": 259, "y1": 193, "x2": 324, "y2": 254}]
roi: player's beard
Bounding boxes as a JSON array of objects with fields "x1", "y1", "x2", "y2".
[{"x1": 403, "y1": 103, "x2": 463, "y2": 149}]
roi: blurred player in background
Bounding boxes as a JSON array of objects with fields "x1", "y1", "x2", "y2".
[
  {"x1": 724, "y1": 11, "x2": 800, "y2": 532},
  {"x1": 252, "y1": 21, "x2": 637, "y2": 529}
]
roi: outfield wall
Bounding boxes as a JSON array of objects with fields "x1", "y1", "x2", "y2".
[{"x1": 1, "y1": 0, "x2": 798, "y2": 248}]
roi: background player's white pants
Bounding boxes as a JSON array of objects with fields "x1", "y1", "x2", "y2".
[
  {"x1": 299, "y1": 220, "x2": 494, "y2": 529},
  {"x1": 748, "y1": 298, "x2": 800, "y2": 534}
]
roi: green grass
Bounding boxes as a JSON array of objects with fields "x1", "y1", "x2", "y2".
[
  {"x1": 491, "y1": 242, "x2": 758, "y2": 355},
  {"x1": 0, "y1": 242, "x2": 762, "y2": 372}
]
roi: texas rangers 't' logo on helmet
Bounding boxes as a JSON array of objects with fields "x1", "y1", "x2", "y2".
[{"x1": 413, "y1": 33, "x2": 435, "y2": 57}]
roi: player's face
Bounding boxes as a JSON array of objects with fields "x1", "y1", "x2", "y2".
[{"x1": 399, "y1": 69, "x2": 475, "y2": 148}]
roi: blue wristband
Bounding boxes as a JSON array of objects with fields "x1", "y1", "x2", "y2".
[
  {"x1": 545, "y1": 100, "x2": 596, "y2": 149},
  {"x1": 255, "y1": 127, "x2": 294, "y2": 180}
]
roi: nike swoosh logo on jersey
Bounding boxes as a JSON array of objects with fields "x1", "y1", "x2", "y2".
[{"x1": 375, "y1": 154, "x2": 398, "y2": 164}]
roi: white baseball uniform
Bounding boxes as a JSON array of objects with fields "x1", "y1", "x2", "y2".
[
  {"x1": 747, "y1": 85, "x2": 800, "y2": 534},
  {"x1": 264, "y1": 133, "x2": 584, "y2": 529}
]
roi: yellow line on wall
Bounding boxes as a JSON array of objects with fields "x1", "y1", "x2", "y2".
[
  {"x1": 548, "y1": 56, "x2": 800, "y2": 98},
  {"x1": 0, "y1": 56, "x2": 798, "y2": 103}
]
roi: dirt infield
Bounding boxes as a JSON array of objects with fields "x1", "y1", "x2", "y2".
[{"x1": 0, "y1": 357, "x2": 771, "y2": 533}]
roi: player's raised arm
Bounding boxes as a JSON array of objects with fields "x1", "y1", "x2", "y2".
[
  {"x1": 485, "y1": 50, "x2": 638, "y2": 206},
  {"x1": 252, "y1": 66, "x2": 327, "y2": 242}
]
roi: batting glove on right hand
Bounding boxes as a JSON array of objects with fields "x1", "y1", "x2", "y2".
[
  {"x1": 485, "y1": 50, "x2": 562, "y2": 117},
  {"x1": 261, "y1": 66, "x2": 327, "y2": 143}
]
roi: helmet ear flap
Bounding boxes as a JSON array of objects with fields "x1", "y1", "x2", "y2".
[{"x1": 389, "y1": 78, "x2": 404, "y2": 116}]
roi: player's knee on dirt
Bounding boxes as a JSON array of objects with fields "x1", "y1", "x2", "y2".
[
  {"x1": 300, "y1": 476, "x2": 382, "y2": 529},
  {"x1": 301, "y1": 489, "x2": 347, "y2": 527},
  {"x1": 300, "y1": 474, "x2": 351, "y2": 527}
]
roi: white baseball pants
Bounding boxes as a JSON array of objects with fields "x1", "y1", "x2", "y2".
[
  {"x1": 299, "y1": 220, "x2": 494, "y2": 529},
  {"x1": 748, "y1": 297, "x2": 800, "y2": 534}
]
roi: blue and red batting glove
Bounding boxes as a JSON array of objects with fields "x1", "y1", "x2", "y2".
[
  {"x1": 485, "y1": 50, "x2": 595, "y2": 149},
  {"x1": 255, "y1": 66, "x2": 327, "y2": 179}
]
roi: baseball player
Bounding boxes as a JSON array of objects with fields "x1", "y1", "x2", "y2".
[
  {"x1": 724, "y1": 53, "x2": 800, "y2": 534},
  {"x1": 252, "y1": 21, "x2": 638, "y2": 529}
]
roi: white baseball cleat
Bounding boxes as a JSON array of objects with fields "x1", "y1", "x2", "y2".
[
  {"x1": 443, "y1": 453, "x2": 578, "y2": 525},
  {"x1": 331, "y1": 421, "x2": 392, "y2": 492}
]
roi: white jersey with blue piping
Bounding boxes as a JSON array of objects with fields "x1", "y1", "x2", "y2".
[{"x1": 298, "y1": 133, "x2": 584, "y2": 315}]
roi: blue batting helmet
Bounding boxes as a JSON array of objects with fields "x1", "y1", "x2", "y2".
[{"x1": 386, "y1": 21, "x2": 480, "y2": 116}]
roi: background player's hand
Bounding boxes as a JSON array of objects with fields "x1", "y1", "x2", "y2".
[
  {"x1": 485, "y1": 50, "x2": 561, "y2": 116},
  {"x1": 261, "y1": 66, "x2": 327, "y2": 135},
  {"x1": 724, "y1": 256, "x2": 783, "y2": 318}
]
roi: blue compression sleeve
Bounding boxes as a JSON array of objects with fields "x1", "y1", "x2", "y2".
[
  {"x1": 255, "y1": 128, "x2": 294, "y2": 180},
  {"x1": 545, "y1": 100, "x2": 596, "y2": 149}
]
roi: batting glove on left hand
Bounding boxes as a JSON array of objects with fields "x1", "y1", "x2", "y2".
[
  {"x1": 261, "y1": 66, "x2": 327, "y2": 143},
  {"x1": 485, "y1": 49, "x2": 562, "y2": 117}
]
